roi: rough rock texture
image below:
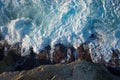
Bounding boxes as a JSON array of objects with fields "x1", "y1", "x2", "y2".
[{"x1": 0, "y1": 60, "x2": 119, "y2": 80}]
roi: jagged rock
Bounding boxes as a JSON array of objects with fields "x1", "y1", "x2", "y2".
[
  {"x1": 29, "y1": 47, "x2": 36, "y2": 58},
  {"x1": 8, "y1": 49, "x2": 21, "y2": 62},
  {"x1": 66, "y1": 46, "x2": 75, "y2": 63},
  {"x1": 0, "y1": 60, "x2": 119, "y2": 80},
  {"x1": 36, "y1": 45, "x2": 51, "y2": 65},
  {"x1": 13, "y1": 57, "x2": 40, "y2": 71},
  {"x1": 0, "y1": 40, "x2": 9, "y2": 61},
  {"x1": 77, "y1": 44, "x2": 85, "y2": 60},
  {"x1": 0, "y1": 48, "x2": 22, "y2": 73},
  {"x1": 77, "y1": 43, "x2": 92, "y2": 62},
  {"x1": 36, "y1": 53, "x2": 51, "y2": 65},
  {"x1": 53, "y1": 43, "x2": 67, "y2": 64},
  {"x1": 0, "y1": 43, "x2": 4, "y2": 61},
  {"x1": 110, "y1": 49, "x2": 119, "y2": 67},
  {"x1": 107, "y1": 67, "x2": 120, "y2": 77}
]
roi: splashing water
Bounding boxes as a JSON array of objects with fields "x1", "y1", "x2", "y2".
[{"x1": 0, "y1": 0, "x2": 120, "y2": 61}]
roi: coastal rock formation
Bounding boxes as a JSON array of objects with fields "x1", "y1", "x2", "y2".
[
  {"x1": 52, "y1": 43, "x2": 67, "y2": 64},
  {"x1": 36, "y1": 45, "x2": 51, "y2": 65},
  {"x1": 77, "y1": 43, "x2": 92, "y2": 62},
  {"x1": 0, "y1": 60, "x2": 119, "y2": 80},
  {"x1": 66, "y1": 46, "x2": 76, "y2": 63},
  {"x1": 0, "y1": 38, "x2": 120, "y2": 79}
]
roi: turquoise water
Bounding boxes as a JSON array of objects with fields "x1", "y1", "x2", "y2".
[{"x1": 0, "y1": 0, "x2": 120, "y2": 60}]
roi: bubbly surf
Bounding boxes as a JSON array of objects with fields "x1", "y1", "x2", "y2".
[{"x1": 0, "y1": 0, "x2": 120, "y2": 61}]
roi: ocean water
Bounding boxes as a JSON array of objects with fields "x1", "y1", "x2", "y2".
[{"x1": 0, "y1": 0, "x2": 120, "y2": 62}]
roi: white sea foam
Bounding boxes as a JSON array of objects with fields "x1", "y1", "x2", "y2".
[{"x1": 0, "y1": 0, "x2": 120, "y2": 62}]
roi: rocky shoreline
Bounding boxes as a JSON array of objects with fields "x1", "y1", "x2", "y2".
[{"x1": 0, "y1": 33, "x2": 120, "y2": 79}]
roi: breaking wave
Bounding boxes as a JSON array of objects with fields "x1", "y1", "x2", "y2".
[{"x1": 0, "y1": 0, "x2": 120, "y2": 61}]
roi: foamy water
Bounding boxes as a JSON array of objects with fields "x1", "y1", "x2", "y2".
[{"x1": 0, "y1": 0, "x2": 120, "y2": 62}]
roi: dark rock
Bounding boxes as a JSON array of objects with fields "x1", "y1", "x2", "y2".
[
  {"x1": 107, "y1": 67, "x2": 120, "y2": 77},
  {"x1": 13, "y1": 57, "x2": 39, "y2": 71},
  {"x1": 36, "y1": 52, "x2": 51, "y2": 65},
  {"x1": 0, "y1": 43, "x2": 4, "y2": 61},
  {"x1": 104, "y1": 49, "x2": 120, "y2": 68},
  {"x1": 83, "y1": 43, "x2": 92, "y2": 62},
  {"x1": 7, "y1": 49, "x2": 21, "y2": 62},
  {"x1": 77, "y1": 43, "x2": 92, "y2": 62},
  {"x1": 44, "y1": 45, "x2": 51, "y2": 61},
  {"x1": 29, "y1": 46, "x2": 36, "y2": 58},
  {"x1": 77, "y1": 44, "x2": 85, "y2": 60},
  {"x1": 53, "y1": 43, "x2": 67, "y2": 64},
  {"x1": 36, "y1": 45, "x2": 51, "y2": 65},
  {"x1": 111, "y1": 49, "x2": 119, "y2": 67},
  {"x1": 66, "y1": 46, "x2": 76, "y2": 63},
  {"x1": 88, "y1": 32, "x2": 99, "y2": 40},
  {"x1": 44, "y1": 45, "x2": 51, "y2": 52},
  {"x1": 0, "y1": 40, "x2": 9, "y2": 61}
]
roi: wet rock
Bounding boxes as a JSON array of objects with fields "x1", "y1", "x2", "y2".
[
  {"x1": 0, "y1": 40, "x2": 10, "y2": 61},
  {"x1": 0, "y1": 50, "x2": 15, "y2": 73},
  {"x1": 66, "y1": 46, "x2": 76, "y2": 63},
  {"x1": 13, "y1": 57, "x2": 39, "y2": 71},
  {"x1": 7, "y1": 49, "x2": 21, "y2": 62},
  {"x1": 111, "y1": 49, "x2": 119, "y2": 67},
  {"x1": 29, "y1": 47, "x2": 36, "y2": 58},
  {"x1": 77, "y1": 44, "x2": 85, "y2": 60},
  {"x1": 36, "y1": 45, "x2": 51, "y2": 65},
  {"x1": 36, "y1": 52, "x2": 51, "y2": 65},
  {"x1": 107, "y1": 67, "x2": 120, "y2": 77},
  {"x1": 101, "y1": 49, "x2": 120, "y2": 68},
  {"x1": 0, "y1": 31, "x2": 4, "y2": 40},
  {"x1": 83, "y1": 43, "x2": 92, "y2": 62},
  {"x1": 0, "y1": 41, "x2": 23, "y2": 72},
  {"x1": 0, "y1": 49, "x2": 22, "y2": 72},
  {"x1": 0, "y1": 43, "x2": 4, "y2": 61},
  {"x1": 89, "y1": 33, "x2": 98, "y2": 39},
  {"x1": 44, "y1": 45, "x2": 51, "y2": 61},
  {"x1": 77, "y1": 43, "x2": 92, "y2": 62},
  {"x1": 53, "y1": 43, "x2": 67, "y2": 64}
]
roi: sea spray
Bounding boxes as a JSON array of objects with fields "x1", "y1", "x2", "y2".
[{"x1": 0, "y1": 0, "x2": 120, "y2": 62}]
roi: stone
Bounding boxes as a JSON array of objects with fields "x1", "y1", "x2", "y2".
[
  {"x1": 0, "y1": 43, "x2": 4, "y2": 61},
  {"x1": 29, "y1": 46, "x2": 36, "y2": 58},
  {"x1": 77, "y1": 44, "x2": 85, "y2": 60},
  {"x1": 0, "y1": 60, "x2": 119, "y2": 80},
  {"x1": 66, "y1": 46, "x2": 75, "y2": 63},
  {"x1": 52, "y1": 43, "x2": 67, "y2": 64},
  {"x1": 72, "y1": 61, "x2": 114, "y2": 80},
  {"x1": 111, "y1": 49, "x2": 119, "y2": 67},
  {"x1": 77, "y1": 43, "x2": 92, "y2": 62},
  {"x1": 36, "y1": 45, "x2": 51, "y2": 65}
]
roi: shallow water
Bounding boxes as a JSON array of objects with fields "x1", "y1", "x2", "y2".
[{"x1": 0, "y1": 0, "x2": 120, "y2": 61}]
